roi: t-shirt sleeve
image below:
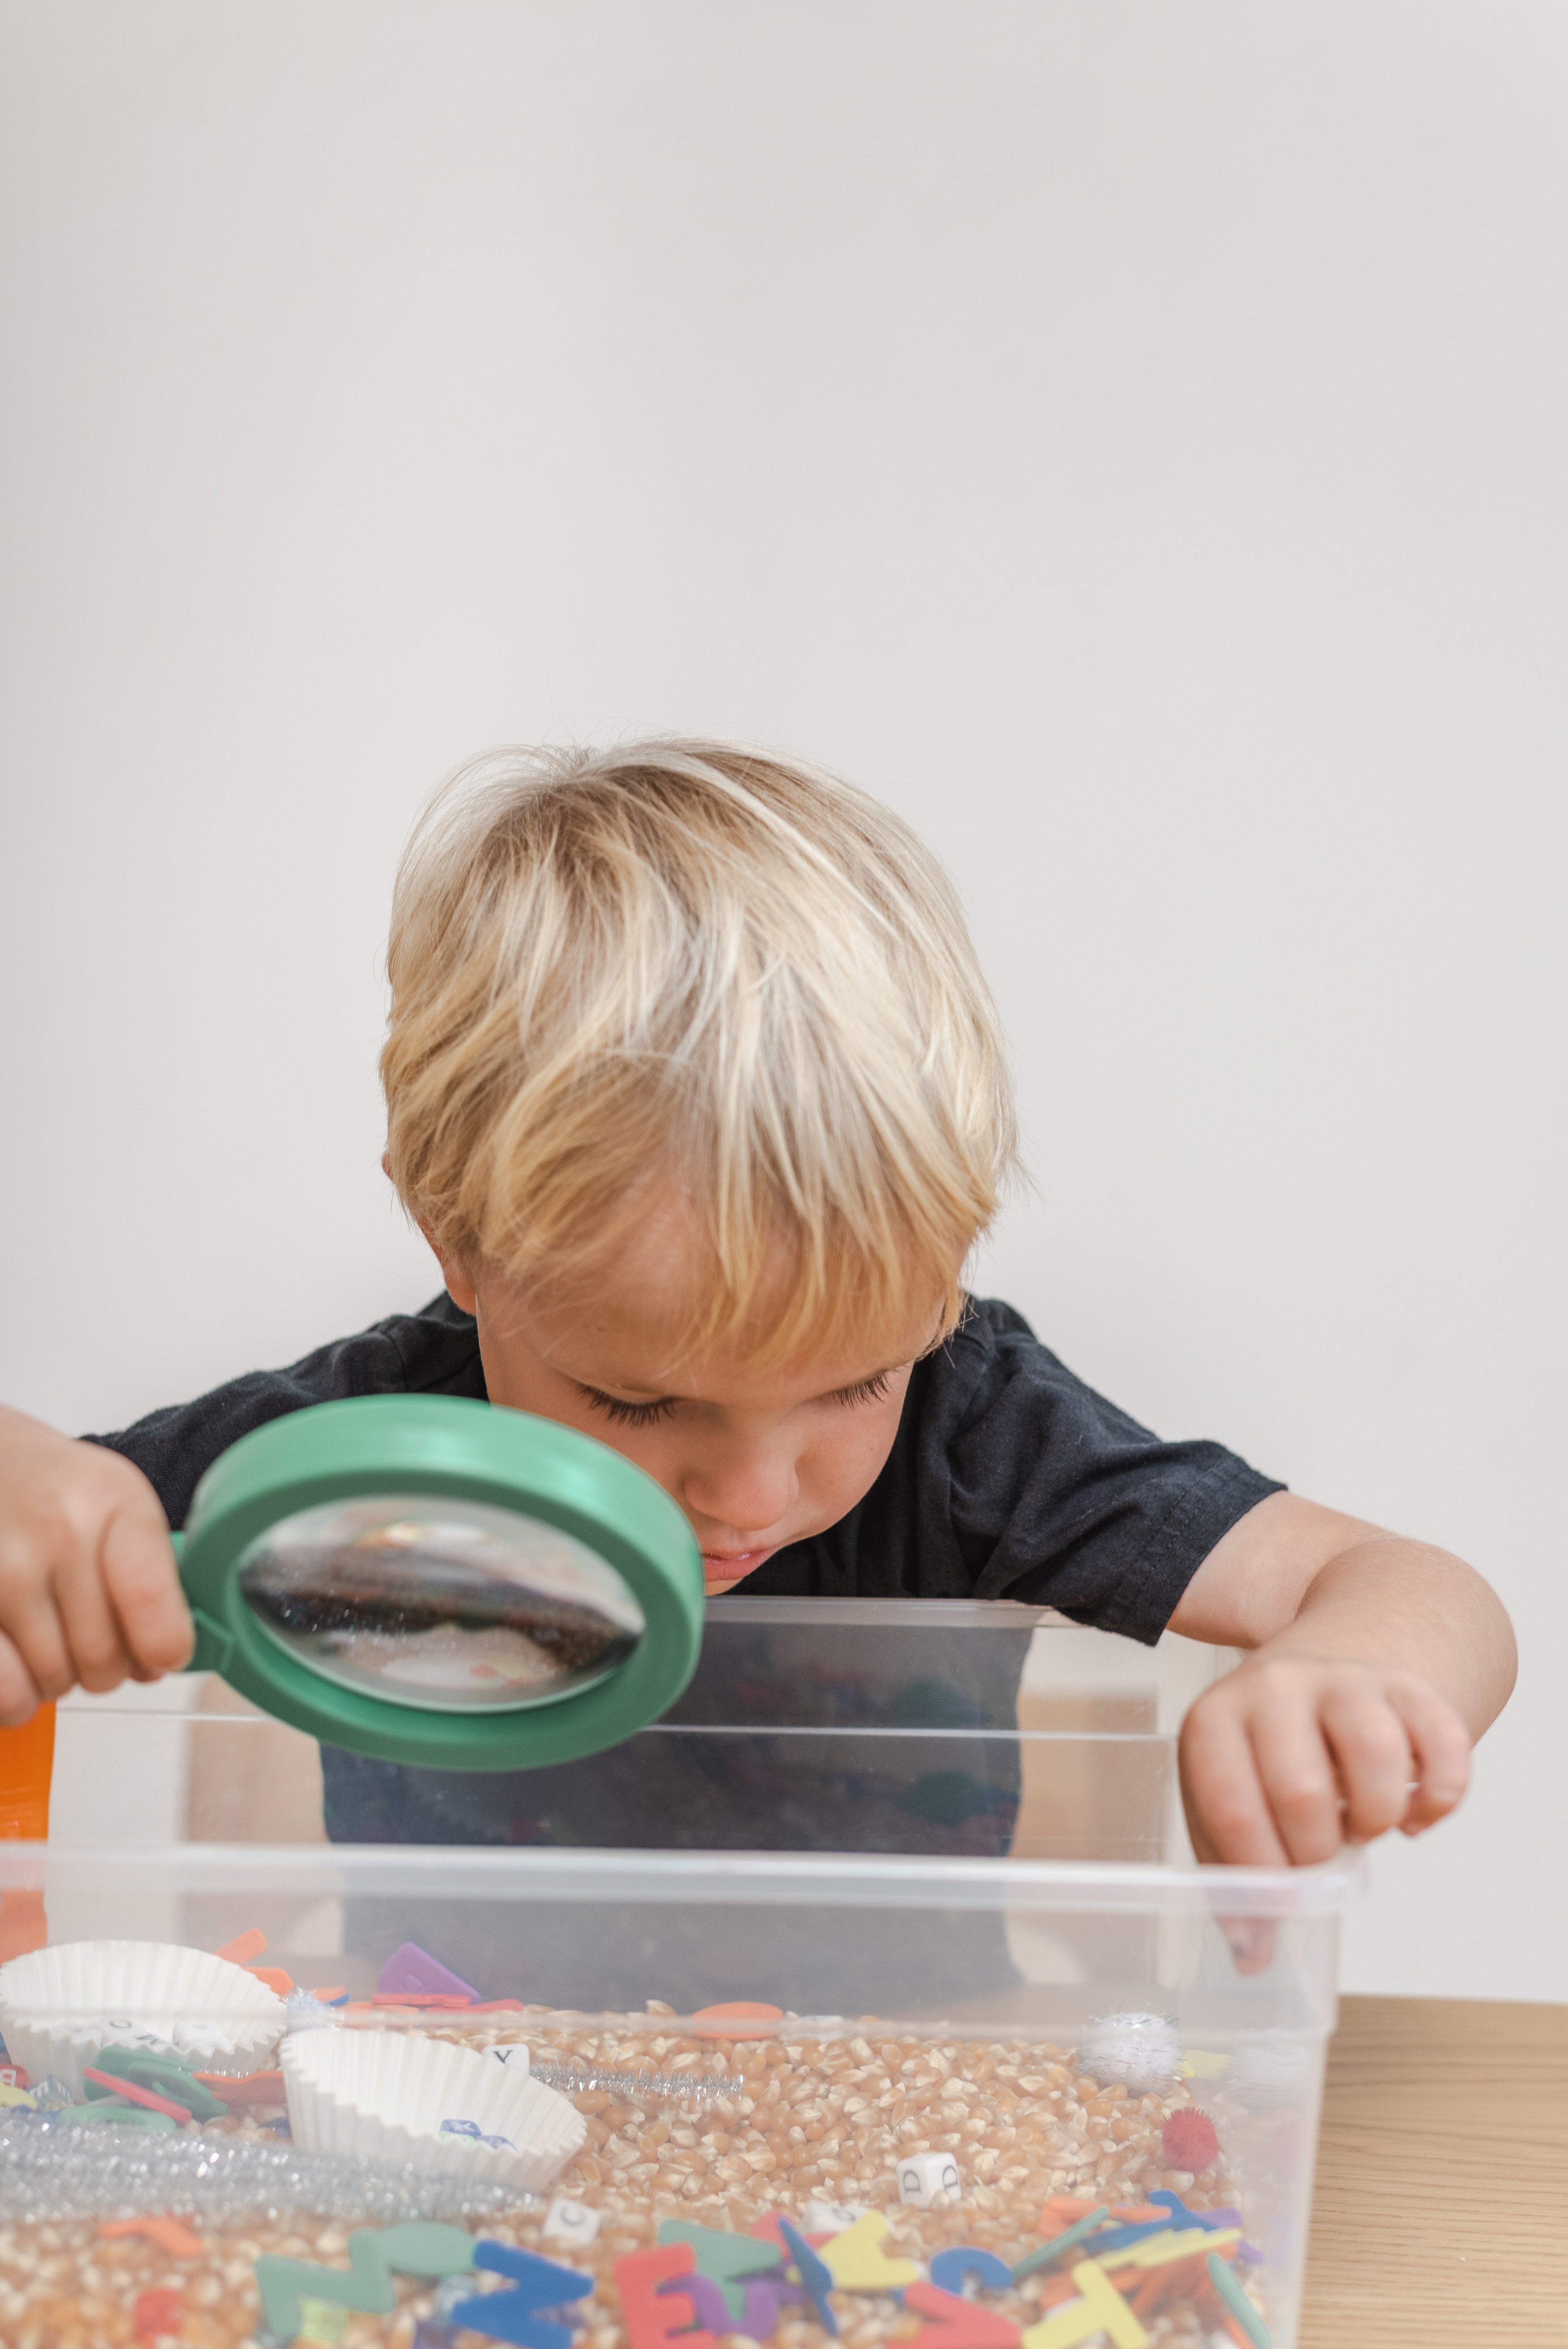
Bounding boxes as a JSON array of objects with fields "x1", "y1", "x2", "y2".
[
  {"x1": 932, "y1": 1300, "x2": 1283, "y2": 1642},
  {"x1": 81, "y1": 1293, "x2": 484, "y2": 1528}
]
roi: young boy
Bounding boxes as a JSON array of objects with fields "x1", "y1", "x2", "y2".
[{"x1": 0, "y1": 739, "x2": 1515, "y2": 1870}]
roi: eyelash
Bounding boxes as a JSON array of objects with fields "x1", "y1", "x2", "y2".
[
  {"x1": 579, "y1": 1387, "x2": 679, "y2": 1429},
  {"x1": 579, "y1": 1371, "x2": 895, "y2": 1426}
]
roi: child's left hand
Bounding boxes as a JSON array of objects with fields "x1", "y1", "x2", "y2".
[
  {"x1": 1178, "y1": 1648, "x2": 1471, "y2": 1866},
  {"x1": 1168, "y1": 1490, "x2": 1515, "y2": 1867}
]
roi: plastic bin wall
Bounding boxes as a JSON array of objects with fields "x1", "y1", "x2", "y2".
[{"x1": 10, "y1": 1600, "x2": 1358, "y2": 2349}]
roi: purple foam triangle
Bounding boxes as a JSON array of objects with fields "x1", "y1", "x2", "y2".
[{"x1": 376, "y1": 1941, "x2": 482, "y2": 2000}]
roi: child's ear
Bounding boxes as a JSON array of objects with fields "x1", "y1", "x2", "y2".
[{"x1": 438, "y1": 1259, "x2": 481, "y2": 1315}]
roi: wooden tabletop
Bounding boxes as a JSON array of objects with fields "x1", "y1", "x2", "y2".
[{"x1": 1301, "y1": 1993, "x2": 1568, "y2": 2345}]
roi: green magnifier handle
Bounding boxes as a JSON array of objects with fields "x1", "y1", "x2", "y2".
[{"x1": 168, "y1": 1533, "x2": 232, "y2": 1677}]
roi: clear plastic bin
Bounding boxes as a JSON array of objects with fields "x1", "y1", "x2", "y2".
[{"x1": 0, "y1": 1601, "x2": 1358, "y2": 2349}]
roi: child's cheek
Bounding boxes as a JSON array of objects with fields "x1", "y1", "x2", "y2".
[{"x1": 805, "y1": 1395, "x2": 909, "y2": 1518}]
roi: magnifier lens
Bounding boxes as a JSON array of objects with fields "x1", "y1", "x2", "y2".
[{"x1": 236, "y1": 1495, "x2": 646, "y2": 1714}]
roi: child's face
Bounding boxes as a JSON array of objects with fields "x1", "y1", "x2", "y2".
[{"x1": 425, "y1": 1199, "x2": 939, "y2": 1595}]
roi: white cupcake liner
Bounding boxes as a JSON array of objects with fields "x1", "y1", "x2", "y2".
[
  {"x1": 282, "y1": 2029, "x2": 585, "y2": 2192},
  {"x1": 0, "y1": 1940, "x2": 287, "y2": 2100}
]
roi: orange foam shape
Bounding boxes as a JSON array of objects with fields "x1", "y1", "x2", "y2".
[
  {"x1": 101, "y1": 2217, "x2": 202, "y2": 2257},
  {"x1": 213, "y1": 1928, "x2": 267, "y2": 1967},
  {"x1": 1039, "y1": 2197, "x2": 1100, "y2": 2231},
  {"x1": 691, "y1": 2002, "x2": 784, "y2": 2041},
  {"x1": 192, "y1": 2069, "x2": 285, "y2": 2105}
]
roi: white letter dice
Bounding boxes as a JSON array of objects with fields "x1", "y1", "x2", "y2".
[
  {"x1": 484, "y1": 2043, "x2": 530, "y2": 2071},
  {"x1": 542, "y1": 2196, "x2": 603, "y2": 2247},
  {"x1": 897, "y1": 2152, "x2": 961, "y2": 2208}
]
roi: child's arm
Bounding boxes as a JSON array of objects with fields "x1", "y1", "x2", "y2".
[
  {"x1": 1168, "y1": 1492, "x2": 1515, "y2": 1864},
  {"x1": 0, "y1": 1403, "x2": 194, "y2": 1722}
]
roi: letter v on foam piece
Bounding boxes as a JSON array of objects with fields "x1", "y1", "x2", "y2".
[
  {"x1": 775, "y1": 2220, "x2": 840, "y2": 2337},
  {"x1": 254, "y1": 2222, "x2": 477, "y2": 2341},
  {"x1": 1020, "y1": 2261, "x2": 1148, "y2": 2349}
]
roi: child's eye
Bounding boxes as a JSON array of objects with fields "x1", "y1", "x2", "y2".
[
  {"x1": 577, "y1": 1386, "x2": 678, "y2": 1429},
  {"x1": 833, "y1": 1371, "x2": 893, "y2": 1409}
]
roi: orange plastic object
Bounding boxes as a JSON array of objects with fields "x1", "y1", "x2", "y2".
[
  {"x1": 213, "y1": 1928, "x2": 268, "y2": 1967},
  {"x1": 0, "y1": 1704, "x2": 55, "y2": 1962},
  {"x1": 372, "y1": 1991, "x2": 473, "y2": 2009},
  {"x1": 192, "y1": 2068, "x2": 285, "y2": 2105},
  {"x1": 0, "y1": 1704, "x2": 55, "y2": 1839},
  {"x1": 0, "y1": 1891, "x2": 47, "y2": 1965},
  {"x1": 308, "y1": 1986, "x2": 347, "y2": 2004},
  {"x1": 690, "y1": 2001, "x2": 784, "y2": 2040},
  {"x1": 248, "y1": 1965, "x2": 294, "y2": 1996},
  {"x1": 102, "y1": 2216, "x2": 202, "y2": 2258}
]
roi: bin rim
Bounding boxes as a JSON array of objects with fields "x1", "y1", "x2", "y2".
[{"x1": 3, "y1": 1838, "x2": 1366, "y2": 1917}]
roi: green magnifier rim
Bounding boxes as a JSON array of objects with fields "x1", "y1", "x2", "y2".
[{"x1": 174, "y1": 1393, "x2": 704, "y2": 1771}]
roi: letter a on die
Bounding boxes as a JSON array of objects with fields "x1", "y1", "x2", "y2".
[{"x1": 898, "y1": 2151, "x2": 961, "y2": 2208}]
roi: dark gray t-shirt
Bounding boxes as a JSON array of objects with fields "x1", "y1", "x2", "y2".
[
  {"x1": 87, "y1": 1289, "x2": 1278, "y2": 1643},
  {"x1": 86, "y1": 1293, "x2": 1279, "y2": 1899}
]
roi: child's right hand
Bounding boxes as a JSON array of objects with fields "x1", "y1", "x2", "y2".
[{"x1": 0, "y1": 1404, "x2": 193, "y2": 1723}]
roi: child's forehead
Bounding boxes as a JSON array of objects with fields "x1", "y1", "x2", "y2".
[
  {"x1": 487, "y1": 1198, "x2": 938, "y2": 1397},
  {"x1": 515, "y1": 1280, "x2": 930, "y2": 1401}
]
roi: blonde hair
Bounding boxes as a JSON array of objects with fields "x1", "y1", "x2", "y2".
[{"x1": 382, "y1": 739, "x2": 1018, "y2": 1366}]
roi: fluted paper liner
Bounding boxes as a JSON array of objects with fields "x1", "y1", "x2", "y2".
[
  {"x1": 282, "y1": 2029, "x2": 585, "y2": 2190},
  {"x1": 0, "y1": 1940, "x2": 288, "y2": 2099}
]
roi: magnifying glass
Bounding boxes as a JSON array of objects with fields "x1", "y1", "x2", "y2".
[{"x1": 172, "y1": 1395, "x2": 704, "y2": 1770}]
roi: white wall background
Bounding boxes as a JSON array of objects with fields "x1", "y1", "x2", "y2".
[{"x1": 1, "y1": 1, "x2": 1564, "y2": 2000}]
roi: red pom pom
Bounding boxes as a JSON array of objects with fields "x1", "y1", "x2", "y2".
[
  {"x1": 1161, "y1": 2108, "x2": 1220, "y2": 2172},
  {"x1": 134, "y1": 2289, "x2": 186, "y2": 2343}
]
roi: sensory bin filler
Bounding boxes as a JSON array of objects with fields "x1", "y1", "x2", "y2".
[{"x1": 0, "y1": 1397, "x2": 1356, "y2": 2348}]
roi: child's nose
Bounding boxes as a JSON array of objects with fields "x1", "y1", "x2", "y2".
[{"x1": 680, "y1": 1444, "x2": 798, "y2": 1541}]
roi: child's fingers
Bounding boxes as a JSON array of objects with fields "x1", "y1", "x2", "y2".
[
  {"x1": 0, "y1": 1562, "x2": 75, "y2": 1706},
  {"x1": 1179, "y1": 1699, "x2": 1291, "y2": 1866},
  {"x1": 0, "y1": 1629, "x2": 45, "y2": 1726},
  {"x1": 1316, "y1": 1684, "x2": 1415, "y2": 1842},
  {"x1": 52, "y1": 1539, "x2": 138, "y2": 1694},
  {"x1": 1245, "y1": 1696, "x2": 1347, "y2": 1866},
  {"x1": 99, "y1": 1499, "x2": 193, "y2": 1677},
  {"x1": 1389, "y1": 1678, "x2": 1471, "y2": 1832},
  {"x1": 1216, "y1": 1915, "x2": 1279, "y2": 1977}
]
